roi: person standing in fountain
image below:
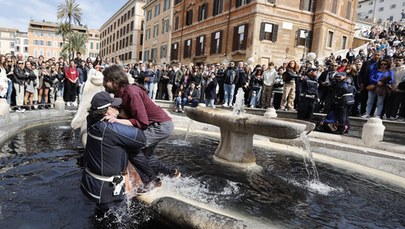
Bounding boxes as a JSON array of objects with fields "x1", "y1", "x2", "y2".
[
  {"x1": 102, "y1": 65, "x2": 181, "y2": 184},
  {"x1": 297, "y1": 67, "x2": 319, "y2": 121},
  {"x1": 81, "y1": 91, "x2": 147, "y2": 225}
]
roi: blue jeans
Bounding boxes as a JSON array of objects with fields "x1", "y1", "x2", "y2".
[
  {"x1": 6, "y1": 79, "x2": 13, "y2": 104},
  {"x1": 175, "y1": 96, "x2": 182, "y2": 109},
  {"x1": 366, "y1": 90, "x2": 385, "y2": 117},
  {"x1": 182, "y1": 97, "x2": 199, "y2": 107},
  {"x1": 205, "y1": 98, "x2": 215, "y2": 108},
  {"x1": 144, "y1": 82, "x2": 154, "y2": 98},
  {"x1": 223, "y1": 83, "x2": 235, "y2": 106}
]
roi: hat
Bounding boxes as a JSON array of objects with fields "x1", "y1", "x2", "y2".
[
  {"x1": 306, "y1": 67, "x2": 319, "y2": 74},
  {"x1": 91, "y1": 92, "x2": 122, "y2": 110}
]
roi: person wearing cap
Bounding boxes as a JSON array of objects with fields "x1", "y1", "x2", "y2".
[
  {"x1": 297, "y1": 67, "x2": 319, "y2": 121},
  {"x1": 102, "y1": 65, "x2": 180, "y2": 184},
  {"x1": 331, "y1": 72, "x2": 355, "y2": 134},
  {"x1": 81, "y1": 91, "x2": 148, "y2": 223}
]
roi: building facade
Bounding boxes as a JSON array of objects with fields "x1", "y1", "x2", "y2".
[
  {"x1": 357, "y1": 0, "x2": 405, "y2": 22},
  {"x1": 27, "y1": 20, "x2": 90, "y2": 59},
  {"x1": 142, "y1": 0, "x2": 173, "y2": 64},
  {"x1": 169, "y1": 0, "x2": 358, "y2": 66},
  {"x1": 0, "y1": 28, "x2": 17, "y2": 56},
  {"x1": 87, "y1": 29, "x2": 100, "y2": 59},
  {"x1": 15, "y1": 31, "x2": 29, "y2": 59},
  {"x1": 99, "y1": 0, "x2": 145, "y2": 65}
]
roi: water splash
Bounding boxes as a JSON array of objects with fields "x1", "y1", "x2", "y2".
[
  {"x1": 168, "y1": 139, "x2": 192, "y2": 147},
  {"x1": 185, "y1": 119, "x2": 193, "y2": 142},
  {"x1": 232, "y1": 88, "x2": 246, "y2": 116},
  {"x1": 299, "y1": 133, "x2": 320, "y2": 182}
]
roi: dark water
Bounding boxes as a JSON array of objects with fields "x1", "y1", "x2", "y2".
[{"x1": 0, "y1": 123, "x2": 405, "y2": 229}]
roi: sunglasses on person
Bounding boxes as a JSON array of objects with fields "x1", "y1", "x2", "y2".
[{"x1": 18, "y1": 62, "x2": 24, "y2": 65}]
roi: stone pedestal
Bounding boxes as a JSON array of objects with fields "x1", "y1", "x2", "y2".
[
  {"x1": 362, "y1": 118, "x2": 385, "y2": 146},
  {"x1": 0, "y1": 98, "x2": 11, "y2": 123},
  {"x1": 263, "y1": 108, "x2": 277, "y2": 118},
  {"x1": 54, "y1": 97, "x2": 65, "y2": 112},
  {"x1": 215, "y1": 129, "x2": 256, "y2": 164}
]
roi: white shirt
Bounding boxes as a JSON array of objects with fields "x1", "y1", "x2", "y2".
[{"x1": 262, "y1": 69, "x2": 277, "y2": 86}]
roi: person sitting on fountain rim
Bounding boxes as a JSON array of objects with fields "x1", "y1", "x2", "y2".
[
  {"x1": 181, "y1": 81, "x2": 200, "y2": 109},
  {"x1": 102, "y1": 65, "x2": 181, "y2": 184},
  {"x1": 80, "y1": 91, "x2": 149, "y2": 223},
  {"x1": 297, "y1": 67, "x2": 319, "y2": 121}
]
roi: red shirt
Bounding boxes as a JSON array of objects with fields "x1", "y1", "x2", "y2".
[
  {"x1": 65, "y1": 67, "x2": 79, "y2": 83},
  {"x1": 116, "y1": 85, "x2": 171, "y2": 129}
]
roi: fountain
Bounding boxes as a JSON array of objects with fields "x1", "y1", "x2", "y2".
[{"x1": 185, "y1": 88, "x2": 315, "y2": 165}]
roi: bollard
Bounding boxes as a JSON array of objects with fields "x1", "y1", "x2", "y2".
[
  {"x1": 361, "y1": 117, "x2": 385, "y2": 146},
  {"x1": 0, "y1": 98, "x2": 11, "y2": 123},
  {"x1": 263, "y1": 107, "x2": 278, "y2": 118}
]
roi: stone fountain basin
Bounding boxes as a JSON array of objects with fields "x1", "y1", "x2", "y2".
[{"x1": 185, "y1": 107, "x2": 310, "y2": 139}]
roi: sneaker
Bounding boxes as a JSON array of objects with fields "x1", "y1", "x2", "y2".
[
  {"x1": 16, "y1": 107, "x2": 25, "y2": 113},
  {"x1": 361, "y1": 114, "x2": 370, "y2": 119},
  {"x1": 170, "y1": 169, "x2": 181, "y2": 179},
  {"x1": 175, "y1": 109, "x2": 179, "y2": 113},
  {"x1": 223, "y1": 104, "x2": 229, "y2": 107},
  {"x1": 71, "y1": 101, "x2": 78, "y2": 106}
]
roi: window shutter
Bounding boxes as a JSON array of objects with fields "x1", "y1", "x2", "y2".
[
  {"x1": 203, "y1": 35, "x2": 206, "y2": 55},
  {"x1": 210, "y1": 32, "x2": 215, "y2": 54},
  {"x1": 218, "y1": 31, "x2": 223, "y2": 53},
  {"x1": 198, "y1": 5, "x2": 202, "y2": 21},
  {"x1": 232, "y1": 26, "x2": 238, "y2": 51},
  {"x1": 259, "y1": 22, "x2": 265, "y2": 41},
  {"x1": 236, "y1": 0, "x2": 241, "y2": 8},
  {"x1": 183, "y1": 40, "x2": 187, "y2": 58},
  {"x1": 295, "y1": 29, "x2": 300, "y2": 47},
  {"x1": 195, "y1": 38, "x2": 200, "y2": 56},
  {"x1": 242, "y1": 23, "x2": 249, "y2": 50},
  {"x1": 271, "y1": 24, "x2": 278, "y2": 42},
  {"x1": 299, "y1": 0, "x2": 304, "y2": 10},
  {"x1": 306, "y1": 31, "x2": 312, "y2": 49}
]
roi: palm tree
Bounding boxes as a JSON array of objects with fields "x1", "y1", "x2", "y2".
[
  {"x1": 57, "y1": 0, "x2": 82, "y2": 31},
  {"x1": 56, "y1": 23, "x2": 70, "y2": 46},
  {"x1": 62, "y1": 32, "x2": 88, "y2": 59},
  {"x1": 57, "y1": 0, "x2": 82, "y2": 59}
]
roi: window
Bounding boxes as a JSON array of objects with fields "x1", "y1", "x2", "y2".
[
  {"x1": 175, "y1": 0, "x2": 182, "y2": 5},
  {"x1": 146, "y1": 10, "x2": 152, "y2": 21},
  {"x1": 198, "y1": 4, "x2": 208, "y2": 21},
  {"x1": 24, "y1": 47, "x2": 28, "y2": 53},
  {"x1": 380, "y1": 0, "x2": 384, "y2": 2},
  {"x1": 369, "y1": 1, "x2": 373, "y2": 5},
  {"x1": 162, "y1": 19, "x2": 169, "y2": 34},
  {"x1": 171, "y1": 42, "x2": 179, "y2": 60},
  {"x1": 300, "y1": 0, "x2": 313, "y2": 12},
  {"x1": 186, "y1": 10, "x2": 193, "y2": 26},
  {"x1": 196, "y1": 35, "x2": 205, "y2": 56},
  {"x1": 342, "y1": 36, "x2": 347, "y2": 49},
  {"x1": 155, "y1": 3, "x2": 160, "y2": 17},
  {"x1": 183, "y1": 39, "x2": 192, "y2": 58},
  {"x1": 213, "y1": 0, "x2": 223, "y2": 16},
  {"x1": 267, "y1": 0, "x2": 276, "y2": 3},
  {"x1": 16, "y1": 46, "x2": 20, "y2": 52},
  {"x1": 24, "y1": 39, "x2": 28, "y2": 45},
  {"x1": 47, "y1": 41, "x2": 52, "y2": 46},
  {"x1": 378, "y1": 7, "x2": 384, "y2": 11},
  {"x1": 236, "y1": 0, "x2": 251, "y2": 8},
  {"x1": 296, "y1": 29, "x2": 310, "y2": 47},
  {"x1": 327, "y1": 31, "x2": 333, "y2": 48},
  {"x1": 346, "y1": 1, "x2": 352, "y2": 19},
  {"x1": 259, "y1": 22, "x2": 278, "y2": 42},
  {"x1": 130, "y1": 34, "x2": 133, "y2": 45},
  {"x1": 368, "y1": 10, "x2": 373, "y2": 14},
  {"x1": 331, "y1": 0, "x2": 337, "y2": 14},
  {"x1": 151, "y1": 48, "x2": 157, "y2": 61},
  {"x1": 16, "y1": 38, "x2": 20, "y2": 44},
  {"x1": 160, "y1": 45, "x2": 167, "y2": 58},
  {"x1": 164, "y1": 0, "x2": 170, "y2": 11},
  {"x1": 96, "y1": 43, "x2": 99, "y2": 50},
  {"x1": 153, "y1": 24, "x2": 159, "y2": 38},
  {"x1": 144, "y1": 49, "x2": 150, "y2": 61},
  {"x1": 145, "y1": 28, "x2": 151, "y2": 40},
  {"x1": 211, "y1": 31, "x2": 222, "y2": 54},
  {"x1": 232, "y1": 24, "x2": 248, "y2": 51},
  {"x1": 174, "y1": 16, "x2": 180, "y2": 30},
  {"x1": 390, "y1": 4, "x2": 396, "y2": 9}
]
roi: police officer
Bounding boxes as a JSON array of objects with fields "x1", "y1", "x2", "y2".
[
  {"x1": 297, "y1": 67, "x2": 319, "y2": 121},
  {"x1": 80, "y1": 91, "x2": 148, "y2": 224},
  {"x1": 332, "y1": 72, "x2": 355, "y2": 134}
]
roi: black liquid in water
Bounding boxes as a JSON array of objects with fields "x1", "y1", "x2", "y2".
[{"x1": 0, "y1": 123, "x2": 404, "y2": 229}]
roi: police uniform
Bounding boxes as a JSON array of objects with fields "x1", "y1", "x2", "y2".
[{"x1": 297, "y1": 68, "x2": 319, "y2": 121}]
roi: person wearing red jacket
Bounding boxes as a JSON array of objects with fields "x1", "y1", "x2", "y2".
[{"x1": 64, "y1": 60, "x2": 79, "y2": 106}]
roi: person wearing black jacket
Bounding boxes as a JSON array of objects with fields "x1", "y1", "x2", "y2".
[
  {"x1": 13, "y1": 60, "x2": 27, "y2": 112},
  {"x1": 164, "y1": 65, "x2": 176, "y2": 101},
  {"x1": 81, "y1": 91, "x2": 147, "y2": 226},
  {"x1": 23, "y1": 61, "x2": 37, "y2": 110},
  {"x1": 331, "y1": 72, "x2": 355, "y2": 134},
  {"x1": 297, "y1": 67, "x2": 319, "y2": 121},
  {"x1": 223, "y1": 62, "x2": 238, "y2": 107}
]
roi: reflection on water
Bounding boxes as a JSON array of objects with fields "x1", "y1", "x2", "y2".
[{"x1": 0, "y1": 124, "x2": 404, "y2": 228}]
